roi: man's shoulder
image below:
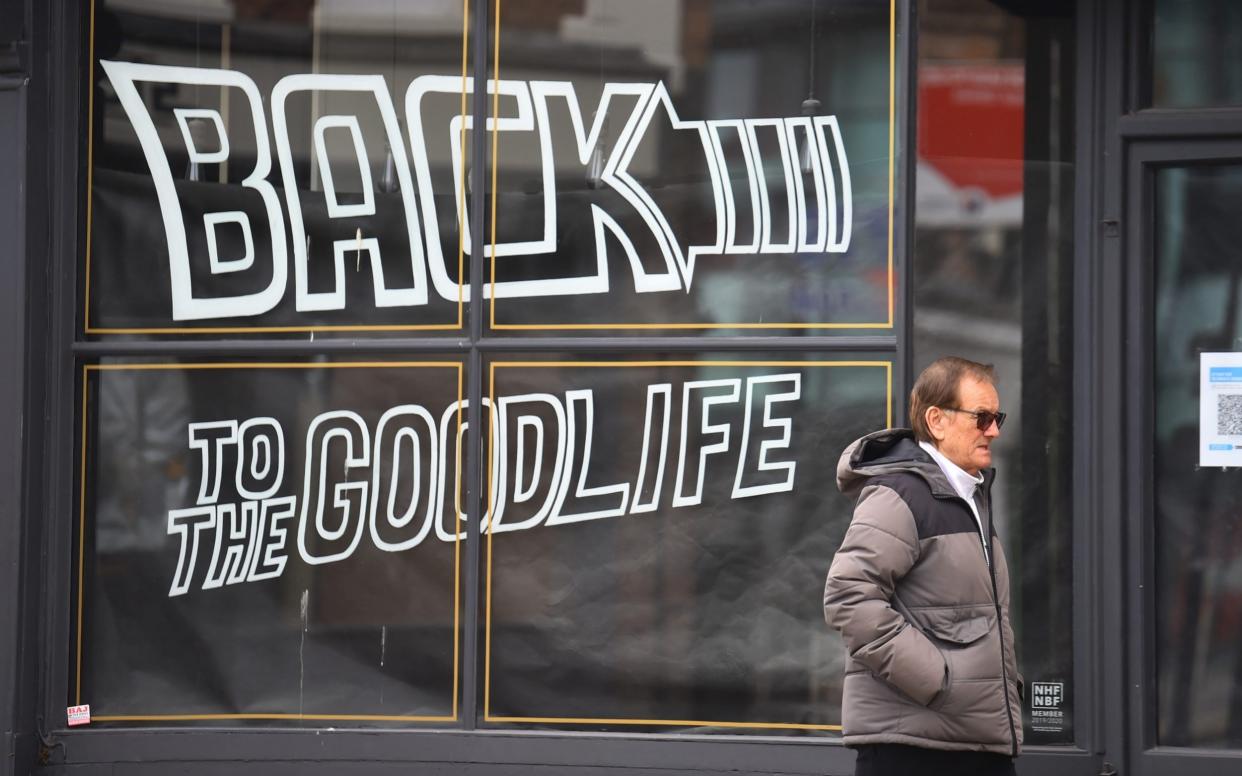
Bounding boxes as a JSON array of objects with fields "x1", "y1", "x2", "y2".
[
  {"x1": 861, "y1": 471, "x2": 934, "y2": 505},
  {"x1": 857, "y1": 472, "x2": 974, "y2": 540},
  {"x1": 853, "y1": 472, "x2": 935, "y2": 525}
]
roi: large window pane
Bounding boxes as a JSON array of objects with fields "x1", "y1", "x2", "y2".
[
  {"x1": 481, "y1": 355, "x2": 890, "y2": 732},
  {"x1": 485, "y1": 0, "x2": 895, "y2": 333},
  {"x1": 87, "y1": 0, "x2": 469, "y2": 334},
  {"x1": 914, "y1": 0, "x2": 1076, "y2": 745},
  {"x1": 1152, "y1": 0, "x2": 1242, "y2": 109},
  {"x1": 75, "y1": 359, "x2": 463, "y2": 725},
  {"x1": 1155, "y1": 164, "x2": 1242, "y2": 747}
]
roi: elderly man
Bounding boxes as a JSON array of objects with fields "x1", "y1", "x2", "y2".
[{"x1": 824, "y1": 356, "x2": 1022, "y2": 776}]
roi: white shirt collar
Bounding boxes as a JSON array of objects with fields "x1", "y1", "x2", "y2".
[{"x1": 918, "y1": 440, "x2": 985, "y2": 504}]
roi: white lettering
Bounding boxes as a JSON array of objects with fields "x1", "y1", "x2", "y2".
[
  {"x1": 165, "y1": 373, "x2": 807, "y2": 594},
  {"x1": 103, "y1": 63, "x2": 855, "y2": 322}
]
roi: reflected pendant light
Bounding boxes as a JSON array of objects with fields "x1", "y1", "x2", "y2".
[
  {"x1": 587, "y1": 48, "x2": 608, "y2": 190},
  {"x1": 377, "y1": 2, "x2": 401, "y2": 195},
  {"x1": 378, "y1": 141, "x2": 400, "y2": 193},
  {"x1": 587, "y1": 140, "x2": 608, "y2": 189},
  {"x1": 183, "y1": 116, "x2": 210, "y2": 182},
  {"x1": 586, "y1": 110, "x2": 610, "y2": 189},
  {"x1": 799, "y1": 0, "x2": 820, "y2": 174}
]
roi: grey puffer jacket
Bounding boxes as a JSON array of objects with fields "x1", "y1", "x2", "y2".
[{"x1": 824, "y1": 428, "x2": 1023, "y2": 755}]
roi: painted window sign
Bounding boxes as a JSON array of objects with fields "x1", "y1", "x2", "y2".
[
  {"x1": 75, "y1": 359, "x2": 888, "y2": 729},
  {"x1": 85, "y1": 0, "x2": 895, "y2": 333},
  {"x1": 162, "y1": 369, "x2": 808, "y2": 597},
  {"x1": 483, "y1": 361, "x2": 889, "y2": 730},
  {"x1": 76, "y1": 362, "x2": 464, "y2": 723},
  {"x1": 101, "y1": 64, "x2": 854, "y2": 319},
  {"x1": 76, "y1": 0, "x2": 898, "y2": 737}
]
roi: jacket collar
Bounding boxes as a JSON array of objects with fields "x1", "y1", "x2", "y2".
[
  {"x1": 918, "y1": 440, "x2": 985, "y2": 503},
  {"x1": 837, "y1": 427, "x2": 996, "y2": 500}
]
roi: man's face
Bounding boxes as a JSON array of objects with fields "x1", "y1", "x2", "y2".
[{"x1": 927, "y1": 376, "x2": 1002, "y2": 475}]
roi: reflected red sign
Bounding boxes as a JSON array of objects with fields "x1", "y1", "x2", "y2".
[{"x1": 918, "y1": 63, "x2": 1025, "y2": 200}]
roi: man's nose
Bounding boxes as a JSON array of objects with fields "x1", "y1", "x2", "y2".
[{"x1": 984, "y1": 419, "x2": 1001, "y2": 437}]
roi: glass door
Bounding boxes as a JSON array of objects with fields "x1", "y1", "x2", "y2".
[{"x1": 1126, "y1": 140, "x2": 1242, "y2": 776}]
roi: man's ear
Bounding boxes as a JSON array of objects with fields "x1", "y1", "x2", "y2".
[{"x1": 926, "y1": 406, "x2": 947, "y2": 443}]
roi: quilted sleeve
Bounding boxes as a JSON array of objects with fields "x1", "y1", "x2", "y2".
[{"x1": 824, "y1": 483, "x2": 948, "y2": 706}]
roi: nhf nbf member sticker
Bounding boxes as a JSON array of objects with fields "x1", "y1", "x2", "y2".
[{"x1": 1030, "y1": 682, "x2": 1064, "y2": 733}]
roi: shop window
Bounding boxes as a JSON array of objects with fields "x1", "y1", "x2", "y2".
[
  {"x1": 913, "y1": 0, "x2": 1076, "y2": 746},
  {"x1": 74, "y1": 0, "x2": 901, "y2": 741},
  {"x1": 481, "y1": 355, "x2": 889, "y2": 731},
  {"x1": 77, "y1": 0, "x2": 471, "y2": 725},
  {"x1": 77, "y1": 359, "x2": 463, "y2": 723},
  {"x1": 486, "y1": 0, "x2": 894, "y2": 334},
  {"x1": 86, "y1": 0, "x2": 470, "y2": 334}
]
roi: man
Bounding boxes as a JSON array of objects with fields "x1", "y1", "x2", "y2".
[{"x1": 824, "y1": 357, "x2": 1022, "y2": 776}]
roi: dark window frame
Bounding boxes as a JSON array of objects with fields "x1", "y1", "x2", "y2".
[
  {"x1": 1110, "y1": 5, "x2": 1242, "y2": 775},
  {"x1": 1122, "y1": 139, "x2": 1242, "y2": 776}
]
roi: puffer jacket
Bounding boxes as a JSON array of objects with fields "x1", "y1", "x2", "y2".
[{"x1": 823, "y1": 428, "x2": 1023, "y2": 755}]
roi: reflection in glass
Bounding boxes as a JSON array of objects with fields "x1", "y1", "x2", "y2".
[
  {"x1": 1156, "y1": 165, "x2": 1242, "y2": 747},
  {"x1": 487, "y1": 0, "x2": 893, "y2": 332},
  {"x1": 913, "y1": 0, "x2": 1076, "y2": 745},
  {"x1": 1153, "y1": 0, "x2": 1242, "y2": 108},
  {"x1": 78, "y1": 361, "x2": 462, "y2": 725},
  {"x1": 483, "y1": 357, "x2": 888, "y2": 732}
]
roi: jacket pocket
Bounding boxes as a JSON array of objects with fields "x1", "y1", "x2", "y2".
[
  {"x1": 926, "y1": 648, "x2": 953, "y2": 711},
  {"x1": 920, "y1": 608, "x2": 993, "y2": 646},
  {"x1": 917, "y1": 608, "x2": 1001, "y2": 692}
]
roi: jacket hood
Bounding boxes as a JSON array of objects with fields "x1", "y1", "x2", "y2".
[{"x1": 836, "y1": 428, "x2": 995, "y2": 498}]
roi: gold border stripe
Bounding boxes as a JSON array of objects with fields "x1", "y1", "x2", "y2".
[
  {"x1": 94, "y1": 714, "x2": 458, "y2": 722},
  {"x1": 483, "y1": 361, "x2": 496, "y2": 719},
  {"x1": 483, "y1": 359, "x2": 887, "y2": 731},
  {"x1": 86, "y1": 324, "x2": 463, "y2": 335},
  {"x1": 486, "y1": 716, "x2": 841, "y2": 732},
  {"x1": 75, "y1": 366, "x2": 89, "y2": 705},
  {"x1": 488, "y1": 0, "x2": 502, "y2": 330},
  {"x1": 457, "y1": 0, "x2": 469, "y2": 329},
  {"x1": 488, "y1": 3, "x2": 896, "y2": 332},
  {"x1": 886, "y1": 362, "x2": 893, "y2": 428},
  {"x1": 493, "y1": 323, "x2": 894, "y2": 330},
  {"x1": 887, "y1": 0, "x2": 896, "y2": 327},
  {"x1": 491, "y1": 361, "x2": 888, "y2": 369},
  {"x1": 87, "y1": 362, "x2": 456, "y2": 371},
  {"x1": 452, "y1": 362, "x2": 464, "y2": 719},
  {"x1": 81, "y1": 0, "x2": 468, "y2": 336},
  {"x1": 76, "y1": 361, "x2": 461, "y2": 722},
  {"x1": 84, "y1": 1, "x2": 96, "y2": 332}
]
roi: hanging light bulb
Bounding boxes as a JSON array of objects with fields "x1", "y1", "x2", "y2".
[
  {"x1": 798, "y1": 97, "x2": 821, "y2": 174},
  {"x1": 377, "y1": 142, "x2": 400, "y2": 193}
]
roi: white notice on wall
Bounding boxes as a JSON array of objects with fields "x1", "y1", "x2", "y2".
[{"x1": 1199, "y1": 353, "x2": 1242, "y2": 467}]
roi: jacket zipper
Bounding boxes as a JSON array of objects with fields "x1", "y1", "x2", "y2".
[
  {"x1": 944, "y1": 490, "x2": 1019, "y2": 757},
  {"x1": 981, "y1": 489, "x2": 1019, "y2": 757}
]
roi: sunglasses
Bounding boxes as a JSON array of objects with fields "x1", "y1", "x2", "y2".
[{"x1": 942, "y1": 407, "x2": 1007, "y2": 431}]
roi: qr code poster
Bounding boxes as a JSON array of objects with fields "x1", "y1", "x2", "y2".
[{"x1": 1199, "y1": 353, "x2": 1242, "y2": 467}]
